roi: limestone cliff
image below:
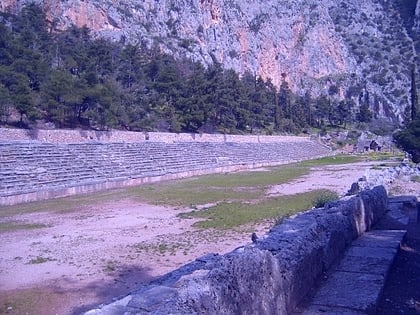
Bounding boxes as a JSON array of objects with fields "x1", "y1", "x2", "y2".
[
  {"x1": 1, "y1": 0, "x2": 419, "y2": 122},
  {"x1": 415, "y1": 0, "x2": 420, "y2": 31}
]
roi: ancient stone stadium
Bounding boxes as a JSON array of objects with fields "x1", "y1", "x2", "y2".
[
  {"x1": 0, "y1": 129, "x2": 331, "y2": 206},
  {"x1": 0, "y1": 128, "x2": 418, "y2": 315}
]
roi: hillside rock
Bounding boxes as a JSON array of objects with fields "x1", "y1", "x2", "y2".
[
  {"x1": 415, "y1": 0, "x2": 420, "y2": 32},
  {"x1": 1, "y1": 0, "x2": 419, "y2": 122}
]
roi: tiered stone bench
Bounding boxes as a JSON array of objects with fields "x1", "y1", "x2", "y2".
[{"x1": 0, "y1": 138, "x2": 331, "y2": 206}]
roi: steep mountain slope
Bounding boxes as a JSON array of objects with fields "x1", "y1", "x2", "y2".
[{"x1": 1, "y1": 0, "x2": 418, "y2": 122}]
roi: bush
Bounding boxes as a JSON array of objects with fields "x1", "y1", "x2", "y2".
[
  {"x1": 312, "y1": 190, "x2": 339, "y2": 208},
  {"x1": 394, "y1": 118, "x2": 420, "y2": 163}
]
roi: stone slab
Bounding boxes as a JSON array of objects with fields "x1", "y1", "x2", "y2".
[
  {"x1": 128, "y1": 286, "x2": 178, "y2": 310},
  {"x1": 335, "y1": 255, "x2": 391, "y2": 276},
  {"x1": 310, "y1": 271, "x2": 383, "y2": 313},
  {"x1": 302, "y1": 305, "x2": 366, "y2": 315},
  {"x1": 388, "y1": 195, "x2": 418, "y2": 207},
  {"x1": 351, "y1": 230, "x2": 406, "y2": 249},
  {"x1": 386, "y1": 203, "x2": 410, "y2": 225},
  {"x1": 345, "y1": 245, "x2": 397, "y2": 260}
]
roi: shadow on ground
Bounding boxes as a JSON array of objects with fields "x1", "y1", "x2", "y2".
[
  {"x1": 0, "y1": 265, "x2": 154, "y2": 315},
  {"x1": 377, "y1": 205, "x2": 420, "y2": 314}
]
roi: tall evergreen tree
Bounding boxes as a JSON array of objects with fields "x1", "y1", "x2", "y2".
[{"x1": 411, "y1": 66, "x2": 418, "y2": 121}]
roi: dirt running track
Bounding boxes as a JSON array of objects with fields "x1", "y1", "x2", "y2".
[{"x1": 0, "y1": 162, "x2": 418, "y2": 315}]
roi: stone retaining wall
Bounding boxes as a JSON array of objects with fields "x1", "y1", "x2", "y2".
[
  {"x1": 0, "y1": 128, "x2": 313, "y2": 144},
  {"x1": 86, "y1": 186, "x2": 388, "y2": 315}
]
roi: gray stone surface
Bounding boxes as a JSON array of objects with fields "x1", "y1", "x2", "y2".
[
  {"x1": 345, "y1": 246, "x2": 398, "y2": 260},
  {"x1": 335, "y1": 256, "x2": 393, "y2": 276},
  {"x1": 388, "y1": 195, "x2": 418, "y2": 208},
  {"x1": 302, "y1": 305, "x2": 367, "y2": 315},
  {"x1": 351, "y1": 230, "x2": 406, "y2": 249},
  {"x1": 310, "y1": 271, "x2": 383, "y2": 313},
  {"x1": 303, "y1": 229, "x2": 406, "y2": 315}
]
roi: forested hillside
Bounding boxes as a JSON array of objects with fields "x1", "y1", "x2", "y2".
[{"x1": 0, "y1": 4, "x2": 406, "y2": 134}]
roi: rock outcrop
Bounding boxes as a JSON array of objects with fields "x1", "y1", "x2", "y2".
[{"x1": 1, "y1": 0, "x2": 418, "y2": 122}]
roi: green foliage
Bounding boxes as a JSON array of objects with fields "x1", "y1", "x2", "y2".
[
  {"x1": 128, "y1": 164, "x2": 309, "y2": 207},
  {"x1": 0, "y1": 222, "x2": 47, "y2": 233},
  {"x1": 0, "y1": 4, "x2": 399, "y2": 134},
  {"x1": 394, "y1": 118, "x2": 420, "y2": 163},
  {"x1": 357, "y1": 103, "x2": 373, "y2": 123},
  {"x1": 181, "y1": 189, "x2": 337, "y2": 229},
  {"x1": 312, "y1": 190, "x2": 339, "y2": 208},
  {"x1": 28, "y1": 256, "x2": 52, "y2": 264},
  {"x1": 299, "y1": 154, "x2": 363, "y2": 166}
]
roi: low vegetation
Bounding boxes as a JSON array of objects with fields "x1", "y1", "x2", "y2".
[
  {"x1": 179, "y1": 189, "x2": 338, "y2": 229},
  {"x1": 0, "y1": 222, "x2": 48, "y2": 233},
  {"x1": 0, "y1": 288, "x2": 54, "y2": 315},
  {"x1": 312, "y1": 190, "x2": 340, "y2": 208},
  {"x1": 300, "y1": 154, "x2": 363, "y2": 166},
  {"x1": 394, "y1": 118, "x2": 420, "y2": 163},
  {"x1": 128, "y1": 163, "x2": 310, "y2": 207},
  {"x1": 27, "y1": 256, "x2": 53, "y2": 264}
]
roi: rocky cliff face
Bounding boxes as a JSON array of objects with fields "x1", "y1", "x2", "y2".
[
  {"x1": 415, "y1": 0, "x2": 420, "y2": 31},
  {"x1": 1, "y1": 0, "x2": 419, "y2": 122}
]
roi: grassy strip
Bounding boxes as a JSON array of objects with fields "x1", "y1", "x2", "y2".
[
  {"x1": 0, "y1": 288, "x2": 56, "y2": 315},
  {"x1": 411, "y1": 175, "x2": 420, "y2": 183},
  {"x1": 0, "y1": 188, "x2": 134, "y2": 218},
  {"x1": 0, "y1": 222, "x2": 48, "y2": 233},
  {"x1": 299, "y1": 154, "x2": 363, "y2": 166},
  {"x1": 179, "y1": 189, "x2": 337, "y2": 229},
  {"x1": 127, "y1": 164, "x2": 310, "y2": 207}
]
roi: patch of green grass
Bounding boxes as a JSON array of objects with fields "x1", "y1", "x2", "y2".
[
  {"x1": 312, "y1": 190, "x2": 339, "y2": 208},
  {"x1": 411, "y1": 175, "x2": 420, "y2": 183},
  {"x1": 0, "y1": 189, "x2": 134, "y2": 218},
  {"x1": 104, "y1": 260, "x2": 116, "y2": 272},
  {"x1": 27, "y1": 256, "x2": 52, "y2": 264},
  {"x1": 0, "y1": 222, "x2": 48, "y2": 233},
  {"x1": 128, "y1": 183, "x2": 259, "y2": 207},
  {"x1": 364, "y1": 152, "x2": 404, "y2": 161},
  {"x1": 180, "y1": 189, "x2": 337, "y2": 229},
  {"x1": 0, "y1": 288, "x2": 54, "y2": 315},
  {"x1": 132, "y1": 241, "x2": 191, "y2": 256},
  {"x1": 300, "y1": 154, "x2": 363, "y2": 166},
  {"x1": 127, "y1": 165, "x2": 310, "y2": 206},
  {"x1": 158, "y1": 243, "x2": 168, "y2": 254}
]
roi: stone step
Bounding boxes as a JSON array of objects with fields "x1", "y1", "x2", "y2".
[{"x1": 301, "y1": 230, "x2": 406, "y2": 315}]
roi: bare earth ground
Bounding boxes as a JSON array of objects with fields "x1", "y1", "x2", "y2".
[{"x1": 0, "y1": 162, "x2": 419, "y2": 315}]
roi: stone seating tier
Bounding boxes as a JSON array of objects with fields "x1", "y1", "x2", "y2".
[{"x1": 0, "y1": 140, "x2": 331, "y2": 205}]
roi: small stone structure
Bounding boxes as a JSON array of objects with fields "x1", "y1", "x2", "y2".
[
  {"x1": 0, "y1": 129, "x2": 332, "y2": 206},
  {"x1": 85, "y1": 186, "x2": 395, "y2": 315}
]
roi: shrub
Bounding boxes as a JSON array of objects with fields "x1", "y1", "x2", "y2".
[{"x1": 312, "y1": 190, "x2": 339, "y2": 208}]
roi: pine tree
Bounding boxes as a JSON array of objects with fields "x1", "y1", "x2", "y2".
[{"x1": 411, "y1": 66, "x2": 418, "y2": 121}]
